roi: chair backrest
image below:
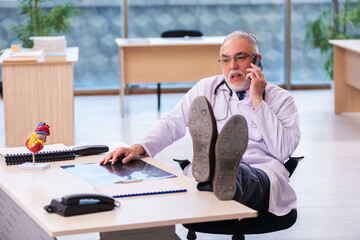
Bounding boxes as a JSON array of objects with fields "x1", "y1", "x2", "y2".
[{"x1": 161, "y1": 30, "x2": 203, "y2": 38}]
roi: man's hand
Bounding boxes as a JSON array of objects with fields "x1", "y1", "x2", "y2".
[
  {"x1": 100, "y1": 144, "x2": 146, "y2": 165},
  {"x1": 246, "y1": 63, "x2": 267, "y2": 109}
]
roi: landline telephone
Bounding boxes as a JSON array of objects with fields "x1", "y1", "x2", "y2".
[{"x1": 44, "y1": 193, "x2": 120, "y2": 217}]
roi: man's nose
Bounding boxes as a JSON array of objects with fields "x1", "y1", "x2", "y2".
[{"x1": 230, "y1": 58, "x2": 239, "y2": 69}]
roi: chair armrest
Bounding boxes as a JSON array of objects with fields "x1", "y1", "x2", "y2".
[{"x1": 284, "y1": 156, "x2": 304, "y2": 177}]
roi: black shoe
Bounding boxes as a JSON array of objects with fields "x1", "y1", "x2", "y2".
[
  {"x1": 189, "y1": 96, "x2": 217, "y2": 182},
  {"x1": 214, "y1": 115, "x2": 248, "y2": 200}
]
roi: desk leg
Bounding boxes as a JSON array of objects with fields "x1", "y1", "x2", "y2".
[
  {"x1": 0, "y1": 187, "x2": 54, "y2": 240},
  {"x1": 99, "y1": 225, "x2": 180, "y2": 240},
  {"x1": 120, "y1": 85, "x2": 125, "y2": 118},
  {"x1": 120, "y1": 47, "x2": 126, "y2": 118}
]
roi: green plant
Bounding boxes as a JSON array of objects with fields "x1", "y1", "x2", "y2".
[
  {"x1": 10, "y1": 0, "x2": 80, "y2": 48},
  {"x1": 306, "y1": 0, "x2": 360, "y2": 79}
]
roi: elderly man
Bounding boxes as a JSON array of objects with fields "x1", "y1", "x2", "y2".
[{"x1": 101, "y1": 31, "x2": 300, "y2": 220}]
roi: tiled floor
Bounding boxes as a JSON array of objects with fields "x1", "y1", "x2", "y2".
[{"x1": 1, "y1": 89, "x2": 360, "y2": 239}]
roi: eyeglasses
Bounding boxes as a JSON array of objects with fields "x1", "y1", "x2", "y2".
[{"x1": 218, "y1": 53, "x2": 258, "y2": 65}]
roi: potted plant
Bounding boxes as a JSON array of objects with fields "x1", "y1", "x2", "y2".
[
  {"x1": 306, "y1": 0, "x2": 360, "y2": 79},
  {"x1": 10, "y1": 0, "x2": 80, "y2": 48}
]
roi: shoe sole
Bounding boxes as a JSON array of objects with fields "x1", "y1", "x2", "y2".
[
  {"x1": 189, "y1": 96, "x2": 217, "y2": 182},
  {"x1": 214, "y1": 115, "x2": 248, "y2": 200}
]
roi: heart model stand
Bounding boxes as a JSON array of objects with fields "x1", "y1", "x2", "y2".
[
  {"x1": 19, "y1": 122, "x2": 51, "y2": 171},
  {"x1": 19, "y1": 152, "x2": 50, "y2": 170}
]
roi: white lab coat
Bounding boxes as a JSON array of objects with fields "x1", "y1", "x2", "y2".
[{"x1": 137, "y1": 75, "x2": 300, "y2": 216}]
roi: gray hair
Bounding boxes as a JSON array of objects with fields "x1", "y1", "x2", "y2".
[{"x1": 221, "y1": 31, "x2": 259, "y2": 53}]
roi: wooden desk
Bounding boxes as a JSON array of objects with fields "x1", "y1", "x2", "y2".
[
  {"x1": 0, "y1": 143, "x2": 256, "y2": 239},
  {"x1": 0, "y1": 47, "x2": 78, "y2": 146},
  {"x1": 115, "y1": 37, "x2": 224, "y2": 117},
  {"x1": 329, "y1": 40, "x2": 360, "y2": 114}
]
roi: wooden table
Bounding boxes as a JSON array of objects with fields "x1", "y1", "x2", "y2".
[
  {"x1": 0, "y1": 47, "x2": 78, "y2": 146},
  {"x1": 115, "y1": 37, "x2": 224, "y2": 117},
  {"x1": 0, "y1": 143, "x2": 257, "y2": 239},
  {"x1": 329, "y1": 40, "x2": 360, "y2": 114}
]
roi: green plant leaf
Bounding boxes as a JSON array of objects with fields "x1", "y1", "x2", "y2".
[
  {"x1": 45, "y1": 3, "x2": 80, "y2": 34},
  {"x1": 306, "y1": 0, "x2": 360, "y2": 80},
  {"x1": 8, "y1": 0, "x2": 79, "y2": 48},
  {"x1": 350, "y1": 1, "x2": 360, "y2": 27}
]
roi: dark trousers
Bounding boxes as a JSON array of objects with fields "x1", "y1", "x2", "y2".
[
  {"x1": 198, "y1": 162, "x2": 270, "y2": 212},
  {"x1": 184, "y1": 162, "x2": 272, "y2": 234}
]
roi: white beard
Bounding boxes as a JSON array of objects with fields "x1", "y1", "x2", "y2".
[{"x1": 224, "y1": 70, "x2": 251, "y2": 92}]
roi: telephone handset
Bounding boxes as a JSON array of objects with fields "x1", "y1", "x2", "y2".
[
  {"x1": 44, "y1": 193, "x2": 120, "y2": 217},
  {"x1": 61, "y1": 193, "x2": 114, "y2": 205},
  {"x1": 252, "y1": 55, "x2": 263, "y2": 71}
]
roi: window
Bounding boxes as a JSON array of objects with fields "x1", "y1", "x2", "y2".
[{"x1": 0, "y1": 0, "x2": 336, "y2": 90}]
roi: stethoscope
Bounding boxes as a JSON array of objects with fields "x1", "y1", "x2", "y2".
[
  {"x1": 212, "y1": 79, "x2": 233, "y2": 121},
  {"x1": 212, "y1": 79, "x2": 266, "y2": 121}
]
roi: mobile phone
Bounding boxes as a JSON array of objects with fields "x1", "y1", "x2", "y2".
[{"x1": 252, "y1": 55, "x2": 263, "y2": 71}]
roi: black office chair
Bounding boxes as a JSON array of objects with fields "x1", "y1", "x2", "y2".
[
  {"x1": 0, "y1": 81, "x2": 2, "y2": 98},
  {"x1": 173, "y1": 156, "x2": 303, "y2": 240},
  {"x1": 157, "y1": 30, "x2": 203, "y2": 111},
  {"x1": 161, "y1": 30, "x2": 203, "y2": 38}
]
